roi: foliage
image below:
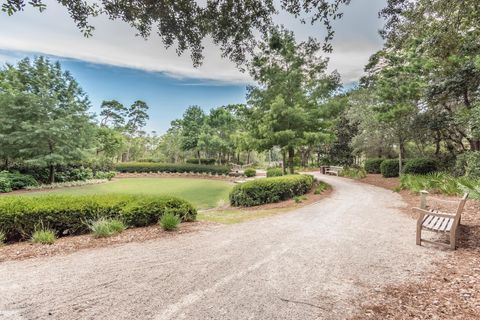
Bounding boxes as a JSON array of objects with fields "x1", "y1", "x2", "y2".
[
  {"x1": 31, "y1": 229, "x2": 56, "y2": 245},
  {"x1": 314, "y1": 181, "x2": 330, "y2": 194},
  {"x1": 403, "y1": 158, "x2": 437, "y2": 175},
  {"x1": 115, "y1": 162, "x2": 230, "y2": 175},
  {"x1": 0, "y1": 194, "x2": 196, "y2": 242},
  {"x1": 339, "y1": 167, "x2": 367, "y2": 179},
  {"x1": 159, "y1": 210, "x2": 180, "y2": 231},
  {"x1": 229, "y1": 174, "x2": 315, "y2": 207},
  {"x1": 0, "y1": 171, "x2": 38, "y2": 190},
  {"x1": 380, "y1": 159, "x2": 401, "y2": 178},
  {"x1": 186, "y1": 158, "x2": 216, "y2": 165},
  {"x1": 364, "y1": 159, "x2": 384, "y2": 174},
  {"x1": 94, "y1": 171, "x2": 116, "y2": 181},
  {"x1": 0, "y1": 57, "x2": 95, "y2": 184},
  {"x1": 99, "y1": 100, "x2": 128, "y2": 128},
  {"x1": 266, "y1": 168, "x2": 284, "y2": 177},
  {"x1": 0, "y1": 177, "x2": 12, "y2": 193},
  {"x1": 456, "y1": 152, "x2": 480, "y2": 179},
  {"x1": 400, "y1": 173, "x2": 480, "y2": 199},
  {"x1": 243, "y1": 168, "x2": 256, "y2": 177},
  {"x1": 248, "y1": 28, "x2": 341, "y2": 174},
  {"x1": 3, "y1": 1, "x2": 350, "y2": 66},
  {"x1": 88, "y1": 218, "x2": 126, "y2": 238}
]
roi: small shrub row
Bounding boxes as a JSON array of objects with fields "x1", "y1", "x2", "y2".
[
  {"x1": 25, "y1": 179, "x2": 108, "y2": 190},
  {"x1": 380, "y1": 159, "x2": 402, "y2": 178},
  {"x1": 229, "y1": 174, "x2": 315, "y2": 207},
  {"x1": 0, "y1": 194, "x2": 196, "y2": 242},
  {"x1": 186, "y1": 158, "x2": 216, "y2": 165},
  {"x1": 243, "y1": 168, "x2": 256, "y2": 177},
  {"x1": 403, "y1": 158, "x2": 437, "y2": 175},
  {"x1": 364, "y1": 159, "x2": 384, "y2": 174},
  {"x1": 115, "y1": 162, "x2": 230, "y2": 175},
  {"x1": 366, "y1": 158, "x2": 438, "y2": 178},
  {"x1": 266, "y1": 167, "x2": 284, "y2": 177},
  {"x1": 94, "y1": 171, "x2": 116, "y2": 180}
]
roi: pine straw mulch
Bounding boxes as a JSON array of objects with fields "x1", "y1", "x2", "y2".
[
  {"x1": 0, "y1": 221, "x2": 214, "y2": 263},
  {"x1": 350, "y1": 174, "x2": 480, "y2": 320}
]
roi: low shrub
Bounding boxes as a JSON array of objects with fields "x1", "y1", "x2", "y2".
[
  {"x1": 314, "y1": 181, "x2": 330, "y2": 194},
  {"x1": 88, "y1": 218, "x2": 126, "y2": 238},
  {"x1": 0, "y1": 231, "x2": 5, "y2": 245},
  {"x1": 186, "y1": 158, "x2": 216, "y2": 165},
  {"x1": 0, "y1": 171, "x2": 38, "y2": 190},
  {"x1": 266, "y1": 168, "x2": 284, "y2": 177},
  {"x1": 364, "y1": 159, "x2": 384, "y2": 174},
  {"x1": 230, "y1": 174, "x2": 315, "y2": 207},
  {"x1": 31, "y1": 229, "x2": 56, "y2": 245},
  {"x1": 0, "y1": 177, "x2": 12, "y2": 193},
  {"x1": 94, "y1": 171, "x2": 116, "y2": 180},
  {"x1": 0, "y1": 194, "x2": 196, "y2": 242},
  {"x1": 159, "y1": 210, "x2": 180, "y2": 231},
  {"x1": 403, "y1": 158, "x2": 437, "y2": 175},
  {"x1": 243, "y1": 168, "x2": 256, "y2": 177},
  {"x1": 115, "y1": 162, "x2": 230, "y2": 175},
  {"x1": 380, "y1": 159, "x2": 401, "y2": 178},
  {"x1": 339, "y1": 167, "x2": 367, "y2": 179}
]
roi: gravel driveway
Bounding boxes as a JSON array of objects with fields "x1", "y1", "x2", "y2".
[{"x1": 0, "y1": 174, "x2": 442, "y2": 320}]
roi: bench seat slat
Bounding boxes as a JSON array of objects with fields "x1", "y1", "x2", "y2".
[{"x1": 422, "y1": 214, "x2": 453, "y2": 232}]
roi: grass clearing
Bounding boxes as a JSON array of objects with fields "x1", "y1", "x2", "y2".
[{"x1": 27, "y1": 178, "x2": 233, "y2": 209}]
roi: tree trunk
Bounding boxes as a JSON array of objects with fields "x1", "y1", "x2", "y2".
[
  {"x1": 288, "y1": 147, "x2": 295, "y2": 174},
  {"x1": 398, "y1": 140, "x2": 405, "y2": 176},
  {"x1": 281, "y1": 150, "x2": 287, "y2": 175},
  {"x1": 197, "y1": 150, "x2": 201, "y2": 164},
  {"x1": 48, "y1": 165, "x2": 55, "y2": 184},
  {"x1": 247, "y1": 151, "x2": 251, "y2": 165}
]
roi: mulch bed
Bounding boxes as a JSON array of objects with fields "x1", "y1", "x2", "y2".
[
  {"x1": 350, "y1": 174, "x2": 480, "y2": 320},
  {"x1": 0, "y1": 222, "x2": 213, "y2": 262}
]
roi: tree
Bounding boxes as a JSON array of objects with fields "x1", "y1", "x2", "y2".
[
  {"x1": 177, "y1": 106, "x2": 206, "y2": 163},
  {"x1": 248, "y1": 28, "x2": 340, "y2": 173},
  {"x1": 2, "y1": 0, "x2": 350, "y2": 66},
  {"x1": 95, "y1": 126, "x2": 125, "y2": 159},
  {"x1": 124, "y1": 100, "x2": 149, "y2": 161},
  {"x1": 0, "y1": 57, "x2": 95, "y2": 183},
  {"x1": 99, "y1": 100, "x2": 127, "y2": 128}
]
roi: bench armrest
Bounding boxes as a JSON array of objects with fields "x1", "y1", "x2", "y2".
[{"x1": 412, "y1": 207, "x2": 456, "y2": 219}]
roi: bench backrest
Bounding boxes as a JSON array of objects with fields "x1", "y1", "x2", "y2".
[{"x1": 329, "y1": 166, "x2": 343, "y2": 171}]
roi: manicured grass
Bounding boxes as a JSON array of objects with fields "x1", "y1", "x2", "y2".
[
  {"x1": 198, "y1": 208, "x2": 291, "y2": 224},
  {"x1": 29, "y1": 178, "x2": 233, "y2": 209}
]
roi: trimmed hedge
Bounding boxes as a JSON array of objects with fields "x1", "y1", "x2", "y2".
[
  {"x1": 380, "y1": 159, "x2": 401, "y2": 178},
  {"x1": 244, "y1": 168, "x2": 256, "y2": 177},
  {"x1": 0, "y1": 194, "x2": 196, "y2": 242},
  {"x1": 230, "y1": 174, "x2": 315, "y2": 207},
  {"x1": 186, "y1": 158, "x2": 216, "y2": 165},
  {"x1": 115, "y1": 162, "x2": 230, "y2": 175},
  {"x1": 266, "y1": 167, "x2": 284, "y2": 177},
  {"x1": 403, "y1": 158, "x2": 437, "y2": 175},
  {"x1": 364, "y1": 159, "x2": 384, "y2": 174}
]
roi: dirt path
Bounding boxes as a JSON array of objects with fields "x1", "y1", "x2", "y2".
[{"x1": 0, "y1": 174, "x2": 443, "y2": 320}]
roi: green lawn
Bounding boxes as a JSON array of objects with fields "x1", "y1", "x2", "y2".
[{"x1": 30, "y1": 178, "x2": 233, "y2": 209}]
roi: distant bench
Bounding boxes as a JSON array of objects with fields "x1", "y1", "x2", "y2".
[{"x1": 325, "y1": 166, "x2": 343, "y2": 176}]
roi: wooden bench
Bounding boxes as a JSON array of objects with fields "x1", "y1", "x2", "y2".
[
  {"x1": 413, "y1": 190, "x2": 469, "y2": 250},
  {"x1": 325, "y1": 166, "x2": 343, "y2": 176}
]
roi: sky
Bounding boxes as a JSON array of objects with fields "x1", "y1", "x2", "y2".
[{"x1": 0, "y1": 0, "x2": 387, "y2": 133}]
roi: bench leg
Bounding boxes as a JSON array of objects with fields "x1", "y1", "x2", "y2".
[
  {"x1": 416, "y1": 224, "x2": 422, "y2": 246},
  {"x1": 450, "y1": 230, "x2": 456, "y2": 250}
]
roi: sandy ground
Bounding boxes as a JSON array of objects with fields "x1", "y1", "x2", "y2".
[{"x1": 0, "y1": 174, "x2": 443, "y2": 320}]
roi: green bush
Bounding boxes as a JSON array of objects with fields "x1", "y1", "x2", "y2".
[
  {"x1": 115, "y1": 162, "x2": 230, "y2": 175},
  {"x1": 403, "y1": 158, "x2": 437, "y2": 175},
  {"x1": 0, "y1": 231, "x2": 5, "y2": 245},
  {"x1": 463, "y1": 152, "x2": 480, "y2": 179},
  {"x1": 159, "y1": 210, "x2": 180, "y2": 231},
  {"x1": 0, "y1": 194, "x2": 197, "y2": 242},
  {"x1": 94, "y1": 171, "x2": 116, "y2": 180},
  {"x1": 339, "y1": 167, "x2": 367, "y2": 179},
  {"x1": 266, "y1": 167, "x2": 284, "y2": 177},
  {"x1": 230, "y1": 174, "x2": 315, "y2": 207},
  {"x1": 0, "y1": 171, "x2": 38, "y2": 190},
  {"x1": 186, "y1": 158, "x2": 216, "y2": 165},
  {"x1": 88, "y1": 218, "x2": 126, "y2": 238},
  {"x1": 0, "y1": 177, "x2": 12, "y2": 193},
  {"x1": 364, "y1": 159, "x2": 384, "y2": 174},
  {"x1": 31, "y1": 229, "x2": 56, "y2": 245},
  {"x1": 380, "y1": 159, "x2": 401, "y2": 178},
  {"x1": 243, "y1": 168, "x2": 256, "y2": 177}
]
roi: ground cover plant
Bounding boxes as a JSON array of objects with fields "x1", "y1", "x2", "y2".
[
  {"x1": 30, "y1": 178, "x2": 232, "y2": 210},
  {"x1": 0, "y1": 194, "x2": 196, "y2": 242},
  {"x1": 339, "y1": 167, "x2": 367, "y2": 179},
  {"x1": 229, "y1": 174, "x2": 315, "y2": 207},
  {"x1": 314, "y1": 181, "x2": 330, "y2": 194},
  {"x1": 400, "y1": 173, "x2": 480, "y2": 199},
  {"x1": 159, "y1": 210, "x2": 180, "y2": 231},
  {"x1": 31, "y1": 229, "x2": 56, "y2": 245},
  {"x1": 88, "y1": 218, "x2": 126, "y2": 238},
  {"x1": 115, "y1": 162, "x2": 230, "y2": 175}
]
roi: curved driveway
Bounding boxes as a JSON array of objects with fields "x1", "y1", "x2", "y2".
[{"x1": 0, "y1": 174, "x2": 441, "y2": 320}]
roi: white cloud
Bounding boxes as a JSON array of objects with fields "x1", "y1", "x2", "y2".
[{"x1": 0, "y1": 0, "x2": 386, "y2": 84}]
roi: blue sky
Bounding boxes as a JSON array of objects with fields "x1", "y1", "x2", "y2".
[{"x1": 0, "y1": 0, "x2": 386, "y2": 133}]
